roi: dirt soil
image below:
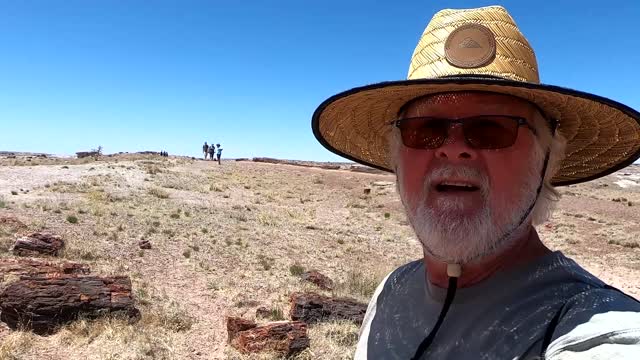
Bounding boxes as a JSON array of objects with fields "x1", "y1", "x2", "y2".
[{"x1": 0, "y1": 154, "x2": 638, "y2": 359}]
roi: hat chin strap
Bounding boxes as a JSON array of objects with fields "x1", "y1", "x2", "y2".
[{"x1": 411, "y1": 146, "x2": 553, "y2": 360}]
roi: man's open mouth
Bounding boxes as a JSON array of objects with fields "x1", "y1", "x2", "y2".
[{"x1": 434, "y1": 182, "x2": 480, "y2": 192}]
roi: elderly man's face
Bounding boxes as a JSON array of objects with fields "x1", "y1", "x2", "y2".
[{"x1": 396, "y1": 92, "x2": 546, "y2": 263}]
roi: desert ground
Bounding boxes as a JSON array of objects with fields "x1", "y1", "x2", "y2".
[{"x1": 0, "y1": 153, "x2": 638, "y2": 359}]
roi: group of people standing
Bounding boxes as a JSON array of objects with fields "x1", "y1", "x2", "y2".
[{"x1": 202, "y1": 142, "x2": 223, "y2": 164}]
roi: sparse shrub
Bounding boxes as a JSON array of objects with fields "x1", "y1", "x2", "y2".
[
  {"x1": 189, "y1": 244, "x2": 200, "y2": 252},
  {"x1": 258, "y1": 255, "x2": 274, "y2": 271},
  {"x1": 67, "y1": 215, "x2": 79, "y2": 224},
  {"x1": 337, "y1": 239, "x2": 345, "y2": 245},
  {"x1": 54, "y1": 209, "x2": 62, "y2": 214},
  {"x1": 11, "y1": 191, "x2": 18, "y2": 196},
  {"x1": 340, "y1": 271, "x2": 380, "y2": 299},
  {"x1": 201, "y1": 228, "x2": 208, "y2": 234},
  {"x1": 384, "y1": 212, "x2": 391, "y2": 219},
  {"x1": 184, "y1": 211, "x2": 191, "y2": 217},
  {"x1": 183, "y1": 249, "x2": 191, "y2": 258},
  {"x1": 289, "y1": 263, "x2": 305, "y2": 276},
  {"x1": 117, "y1": 224, "x2": 125, "y2": 232},
  {"x1": 78, "y1": 209, "x2": 87, "y2": 214},
  {"x1": 152, "y1": 221, "x2": 161, "y2": 227},
  {"x1": 268, "y1": 307, "x2": 285, "y2": 321},
  {"x1": 170, "y1": 213, "x2": 180, "y2": 219},
  {"x1": 0, "y1": 196, "x2": 5, "y2": 209}
]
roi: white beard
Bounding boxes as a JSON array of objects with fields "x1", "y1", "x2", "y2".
[{"x1": 397, "y1": 152, "x2": 543, "y2": 264}]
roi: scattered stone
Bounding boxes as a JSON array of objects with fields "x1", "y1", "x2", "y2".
[
  {"x1": 227, "y1": 317, "x2": 309, "y2": 357},
  {"x1": 13, "y1": 232, "x2": 65, "y2": 257},
  {"x1": 300, "y1": 270, "x2": 334, "y2": 290},
  {"x1": 138, "y1": 239, "x2": 152, "y2": 249},
  {"x1": 289, "y1": 292, "x2": 367, "y2": 325},
  {"x1": 0, "y1": 275, "x2": 139, "y2": 334},
  {"x1": 371, "y1": 181, "x2": 394, "y2": 187},
  {"x1": 363, "y1": 188, "x2": 371, "y2": 195},
  {"x1": 226, "y1": 316, "x2": 257, "y2": 342},
  {"x1": 0, "y1": 258, "x2": 90, "y2": 279}
]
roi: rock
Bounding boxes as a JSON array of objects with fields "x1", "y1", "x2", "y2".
[
  {"x1": 371, "y1": 181, "x2": 394, "y2": 187},
  {"x1": 289, "y1": 292, "x2": 367, "y2": 325},
  {"x1": 138, "y1": 240, "x2": 152, "y2": 249},
  {"x1": 0, "y1": 258, "x2": 90, "y2": 280},
  {"x1": 13, "y1": 232, "x2": 65, "y2": 257},
  {"x1": 0, "y1": 275, "x2": 139, "y2": 334},
  {"x1": 235, "y1": 158, "x2": 250, "y2": 162},
  {"x1": 228, "y1": 318, "x2": 309, "y2": 357},
  {"x1": 300, "y1": 270, "x2": 334, "y2": 290},
  {"x1": 226, "y1": 316, "x2": 257, "y2": 342},
  {"x1": 363, "y1": 188, "x2": 372, "y2": 195}
]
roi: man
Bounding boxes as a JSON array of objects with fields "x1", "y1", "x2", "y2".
[
  {"x1": 216, "y1": 144, "x2": 223, "y2": 165},
  {"x1": 311, "y1": 5, "x2": 640, "y2": 360},
  {"x1": 203, "y1": 141, "x2": 209, "y2": 160}
]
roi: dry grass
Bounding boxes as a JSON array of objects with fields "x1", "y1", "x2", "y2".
[{"x1": 0, "y1": 155, "x2": 638, "y2": 359}]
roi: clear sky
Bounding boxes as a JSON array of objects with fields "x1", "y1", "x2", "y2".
[{"x1": 1, "y1": 0, "x2": 639, "y2": 161}]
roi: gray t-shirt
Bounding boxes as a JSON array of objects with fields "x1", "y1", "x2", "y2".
[{"x1": 356, "y1": 251, "x2": 640, "y2": 359}]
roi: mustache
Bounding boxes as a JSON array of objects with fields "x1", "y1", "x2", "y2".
[{"x1": 424, "y1": 165, "x2": 490, "y2": 194}]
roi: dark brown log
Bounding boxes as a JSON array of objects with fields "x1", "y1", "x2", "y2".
[
  {"x1": 230, "y1": 320, "x2": 309, "y2": 357},
  {"x1": 13, "y1": 232, "x2": 64, "y2": 256},
  {"x1": 0, "y1": 258, "x2": 90, "y2": 280},
  {"x1": 226, "y1": 316, "x2": 257, "y2": 342},
  {"x1": 289, "y1": 292, "x2": 367, "y2": 325},
  {"x1": 0, "y1": 275, "x2": 139, "y2": 334},
  {"x1": 300, "y1": 270, "x2": 334, "y2": 290}
]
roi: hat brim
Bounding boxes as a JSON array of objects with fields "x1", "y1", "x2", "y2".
[{"x1": 312, "y1": 77, "x2": 640, "y2": 186}]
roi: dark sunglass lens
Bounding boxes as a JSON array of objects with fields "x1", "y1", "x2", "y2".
[
  {"x1": 398, "y1": 118, "x2": 447, "y2": 149},
  {"x1": 463, "y1": 116, "x2": 519, "y2": 149}
]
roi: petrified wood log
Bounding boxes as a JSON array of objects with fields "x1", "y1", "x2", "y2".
[
  {"x1": 0, "y1": 275, "x2": 139, "y2": 334},
  {"x1": 289, "y1": 292, "x2": 367, "y2": 325},
  {"x1": 300, "y1": 270, "x2": 334, "y2": 290},
  {"x1": 227, "y1": 317, "x2": 309, "y2": 356},
  {"x1": 0, "y1": 258, "x2": 89, "y2": 280},
  {"x1": 13, "y1": 232, "x2": 64, "y2": 256}
]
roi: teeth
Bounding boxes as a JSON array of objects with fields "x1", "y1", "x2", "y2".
[{"x1": 441, "y1": 182, "x2": 475, "y2": 187}]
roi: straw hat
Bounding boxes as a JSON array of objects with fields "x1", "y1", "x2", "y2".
[{"x1": 311, "y1": 5, "x2": 640, "y2": 186}]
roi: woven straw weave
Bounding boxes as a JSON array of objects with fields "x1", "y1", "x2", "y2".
[{"x1": 313, "y1": 6, "x2": 640, "y2": 186}]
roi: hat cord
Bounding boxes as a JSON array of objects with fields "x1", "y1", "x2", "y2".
[{"x1": 410, "y1": 131, "x2": 555, "y2": 359}]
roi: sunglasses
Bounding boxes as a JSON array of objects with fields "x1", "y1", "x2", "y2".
[{"x1": 392, "y1": 115, "x2": 537, "y2": 150}]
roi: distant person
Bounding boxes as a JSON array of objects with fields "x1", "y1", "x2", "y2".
[
  {"x1": 208, "y1": 144, "x2": 216, "y2": 161},
  {"x1": 216, "y1": 144, "x2": 223, "y2": 165},
  {"x1": 202, "y1": 142, "x2": 209, "y2": 160}
]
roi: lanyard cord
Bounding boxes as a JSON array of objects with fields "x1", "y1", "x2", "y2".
[
  {"x1": 411, "y1": 126, "x2": 557, "y2": 359},
  {"x1": 410, "y1": 276, "x2": 458, "y2": 360}
]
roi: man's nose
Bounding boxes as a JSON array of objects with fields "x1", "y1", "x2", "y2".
[{"x1": 434, "y1": 124, "x2": 478, "y2": 161}]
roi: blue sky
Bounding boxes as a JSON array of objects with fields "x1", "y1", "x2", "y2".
[{"x1": 1, "y1": 0, "x2": 639, "y2": 161}]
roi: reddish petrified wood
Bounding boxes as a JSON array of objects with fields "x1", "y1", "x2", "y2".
[
  {"x1": 228, "y1": 319, "x2": 309, "y2": 356},
  {"x1": 0, "y1": 275, "x2": 139, "y2": 334},
  {"x1": 13, "y1": 232, "x2": 65, "y2": 256},
  {"x1": 300, "y1": 270, "x2": 334, "y2": 290},
  {"x1": 289, "y1": 292, "x2": 367, "y2": 325},
  {"x1": 0, "y1": 257, "x2": 90, "y2": 279}
]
